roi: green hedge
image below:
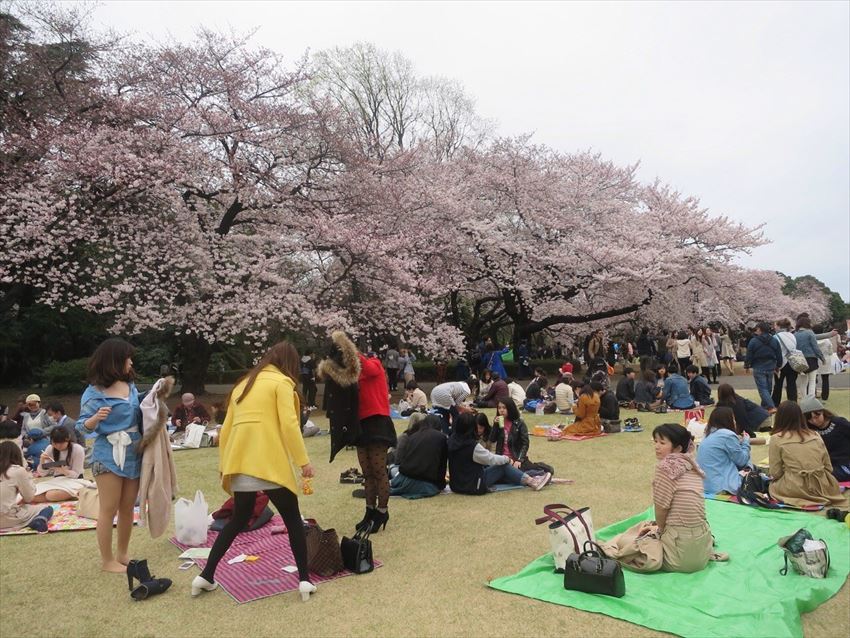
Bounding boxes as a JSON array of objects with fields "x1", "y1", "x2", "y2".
[{"x1": 44, "y1": 358, "x2": 89, "y2": 394}]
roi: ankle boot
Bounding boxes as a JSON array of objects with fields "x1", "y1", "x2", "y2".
[
  {"x1": 126, "y1": 559, "x2": 153, "y2": 591},
  {"x1": 369, "y1": 509, "x2": 389, "y2": 533},
  {"x1": 355, "y1": 507, "x2": 375, "y2": 532},
  {"x1": 131, "y1": 578, "x2": 173, "y2": 601}
]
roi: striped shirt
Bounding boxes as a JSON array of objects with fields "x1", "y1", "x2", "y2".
[
  {"x1": 430, "y1": 382, "x2": 471, "y2": 410},
  {"x1": 653, "y1": 466, "x2": 706, "y2": 528}
]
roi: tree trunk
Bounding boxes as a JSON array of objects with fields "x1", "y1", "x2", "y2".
[{"x1": 178, "y1": 333, "x2": 212, "y2": 395}]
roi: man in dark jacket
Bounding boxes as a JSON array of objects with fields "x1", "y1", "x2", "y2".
[
  {"x1": 398, "y1": 423, "x2": 448, "y2": 491},
  {"x1": 636, "y1": 328, "x2": 657, "y2": 371},
  {"x1": 745, "y1": 322, "x2": 782, "y2": 412},
  {"x1": 685, "y1": 365, "x2": 714, "y2": 405},
  {"x1": 615, "y1": 368, "x2": 636, "y2": 405}
]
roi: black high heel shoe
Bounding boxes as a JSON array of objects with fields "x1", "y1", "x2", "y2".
[
  {"x1": 355, "y1": 507, "x2": 375, "y2": 532},
  {"x1": 369, "y1": 509, "x2": 389, "y2": 533},
  {"x1": 126, "y1": 559, "x2": 153, "y2": 591}
]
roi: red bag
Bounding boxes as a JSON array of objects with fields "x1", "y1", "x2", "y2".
[{"x1": 683, "y1": 408, "x2": 705, "y2": 425}]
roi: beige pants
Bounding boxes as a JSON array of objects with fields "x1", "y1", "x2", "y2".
[{"x1": 661, "y1": 522, "x2": 712, "y2": 573}]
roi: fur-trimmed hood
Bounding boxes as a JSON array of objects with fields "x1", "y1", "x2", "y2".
[{"x1": 317, "y1": 331, "x2": 361, "y2": 387}]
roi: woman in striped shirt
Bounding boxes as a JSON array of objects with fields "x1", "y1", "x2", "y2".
[{"x1": 641, "y1": 423, "x2": 714, "y2": 572}]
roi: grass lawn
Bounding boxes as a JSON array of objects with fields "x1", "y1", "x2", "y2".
[{"x1": 1, "y1": 389, "x2": 848, "y2": 638}]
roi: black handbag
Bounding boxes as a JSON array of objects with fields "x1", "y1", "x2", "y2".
[
  {"x1": 340, "y1": 529, "x2": 374, "y2": 574},
  {"x1": 563, "y1": 541, "x2": 625, "y2": 598}
]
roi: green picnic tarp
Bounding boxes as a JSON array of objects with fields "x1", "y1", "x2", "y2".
[{"x1": 489, "y1": 499, "x2": 849, "y2": 638}]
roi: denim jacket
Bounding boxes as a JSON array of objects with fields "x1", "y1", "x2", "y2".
[{"x1": 76, "y1": 384, "x2": 142, "y2": 479}]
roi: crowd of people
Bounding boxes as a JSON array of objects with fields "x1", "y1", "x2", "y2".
[{"x1": 0, "y1": 314, "x2": 847, "y2": 599}]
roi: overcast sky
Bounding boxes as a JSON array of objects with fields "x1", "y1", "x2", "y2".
[{"x1": 91, "y1": 0, "x2": 850, "y2": 300}]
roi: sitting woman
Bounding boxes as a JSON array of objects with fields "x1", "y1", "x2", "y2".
[
  {"x1": 477, "y1": 369, "x2": 493, "y2": 400},
  {"x1": 601, "y1": 424, "x2": 716, "y2": 573},
  {"x1": 768, "y1": 401, "x2": 846, "y2": 508},
  {"x1": 559, "y1": 382, "x2": 602, "y2": 436},
  {"x1": 634, "y1": 370, "x2": 661, "y2": 411},
  {"x1": 401, "y1": 381, "x2": 428, "y2": 416},
  {"x1": 389, "y1": 412, "x2": 427, "y2": 468},
  {"x1": 475, "y1": 413, "x2": 494, "y2": 452},
  {"x1": 0, "y1": 441, "x2": 55, "y2": 533},
  {"x1": 696, "y1": 407, "x2": 763, "y2": 495},
  {"x1": 801, "y1": 397, "x2": 850, "y2": 481},
  {"x1": 598, "y1": 388, "x2": 620, "y2": 422},
  {"x1": 490, "y1": 399, "x2": 554, "y2": 476},
  {"x1": 390, "y1": 415, "x2": 447, "y2": 499},
  {"x1": 447, "y1": 413, "x2": 549, "y2": 494},
  {"x1": 715, "y1": 384, "x2": 770, "y2": 436},
  {"x1": 33, "y1": 427, "x2": 89, "y2": 502}
]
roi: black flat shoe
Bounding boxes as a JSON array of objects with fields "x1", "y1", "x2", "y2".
[{"x1": 131, "y1": 578, "x2": 173, "y2": 601}]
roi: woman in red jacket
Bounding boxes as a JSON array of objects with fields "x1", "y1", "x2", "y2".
[
  {"x1": 355, "y1": 349, "x2": 397, "y2": 533},
  {"x1": 318, "y1": 332, "x2": 397, "y2": 534}
]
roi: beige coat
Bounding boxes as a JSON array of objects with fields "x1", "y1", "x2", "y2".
[
  {"x1": 0, "y1": 465, "x2": 41, "y2": 531},
  {"x1": 138, "y1": 377, "x2": 178, "y2": 538},
  {"x1": 769, "y1": 432, "x2": 846, "y2": 508},
  {"x1": 690, "y1": 336, "x2": 708, "y2": 368}
]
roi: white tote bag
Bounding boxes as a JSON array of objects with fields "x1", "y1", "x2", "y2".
[
  {"x1": 174, "y1": 490, "x2": 208, "y2": 546},
  {"x1": 535, "y1": 503, "x2": 596, "y2": 572}
]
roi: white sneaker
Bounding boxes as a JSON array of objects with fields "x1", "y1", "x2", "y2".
[{"x1": 533, "y1": 472, "x2": 552, "y2": 491}]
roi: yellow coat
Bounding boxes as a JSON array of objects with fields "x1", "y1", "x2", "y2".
[{"x1": 219, "y1": 366, "x2": 309, "y2": 495}]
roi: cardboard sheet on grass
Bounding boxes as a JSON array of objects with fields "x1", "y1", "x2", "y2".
[
  {"x1": 170, "y1": 515, "x2": 382, "y2": 604},
  {"x1": 489, "y1": 499, "x2": 849, "y2": 638},
  {"x1": 0, "y1": 502, "x2": 140, "y2": 536}
]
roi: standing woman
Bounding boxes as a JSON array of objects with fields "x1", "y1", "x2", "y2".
[
  {"x1": 691, "y1": 329, "x2": 709, "y2": 379},
  {"x1": 719, "y1": 327, "x2": 736, "y2": 376},
  {"x1": 675, "y1": 331, "x2": 692, "y2": 375},
  {"x1": 793, "y1": 316, "x2": 824, "y2": 401},
  {"x1": 703, "y1": 328, "x2": 719, "y2": 383},
  {"x1": 191, "y1": 341, "x2": 316, "y2": 601},
  {"x1": 76, "y1": 338, "x2": 142, "y2": 573},
  {"x1": 771, "y1": 319, "x2": 798, "y2": 405},
  {"x1": 398, "y1": 348, "x2": 416, "y2": 385},
  {"x1": 354, "y1": 346, "x2": 397, "y2": 533}
]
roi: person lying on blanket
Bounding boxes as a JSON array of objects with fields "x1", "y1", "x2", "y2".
[
  {"x1": 447, "y1": 413, "x2": 550, "y2": 494},
  {"x1": 768, "y1": 401, "x2": 846, "y2": 509},
  {"x1": 602, "y1": 424, "x2": 718, "y2": 573},
  {"x1": 33, "y1": 427, "x2": 89, "y2": 502},
  {"x1": 696, "y1": 407, "x2": 765, "y2": 495},
  {"x1": 0, "y1": 441, "x2": 55, "y2": 533}
]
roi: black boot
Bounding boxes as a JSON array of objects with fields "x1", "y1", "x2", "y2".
[
  {"x1": 369, "y1": 509, "x2": 389, "y2": 533},
  {"x1": 131, "y1": 578, "x2": 173, "y2": 601},
  {"x1": 355, "y1": 507, "x2": 375, "y2": 532},
  {"x1": 126, "y1": 559, "x2": 153, "y2": 591}
]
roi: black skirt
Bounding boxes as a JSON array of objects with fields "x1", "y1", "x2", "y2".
[{"x1": 356, "y1": 414, "x2": 398, "y2": 448}]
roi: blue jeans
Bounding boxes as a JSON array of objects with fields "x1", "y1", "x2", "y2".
[
  {"x1": 752, "y1": 369, "x2": 775, "y2": 409},
  {"x1": 483, "y1": 463, "x2": 526, "y2": 487}
]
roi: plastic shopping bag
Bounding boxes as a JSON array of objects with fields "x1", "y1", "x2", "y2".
[{"x1": 175, "y1": 490, "x2": 208, "y2": 546}]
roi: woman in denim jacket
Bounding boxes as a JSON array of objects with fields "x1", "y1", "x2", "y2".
[{"x1": 76, "y1": 339, "x2": 142, "y2": 573}]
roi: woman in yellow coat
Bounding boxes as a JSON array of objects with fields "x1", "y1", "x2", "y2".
[
  {"x1": 191, "y1": 342, "x2": 317, "y2": 602},
  {"x1": 561, "y1": 382, "x2": 603, "y2": 436}
]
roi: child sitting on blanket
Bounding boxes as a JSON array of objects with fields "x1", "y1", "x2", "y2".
[
  {"x1": 0, "y1": 441, "x2": 55, "y2": 533},
  {"x1": 601, "y1": 424, "x2": 719, "y2": 573},
  {"x1": 33, "y1": 427, "x2": 89, "y2": 502},
  {"x1": 447, "y1": 413, "x2": 549, "y2": 494}
]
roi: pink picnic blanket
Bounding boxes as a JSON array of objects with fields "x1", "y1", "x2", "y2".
[
  {"x1": 556, "y1": 432, "x2": 609, "y2": 442},
  {"x1": 170, "y1": 516, "x2": 381, "y2": 603}
]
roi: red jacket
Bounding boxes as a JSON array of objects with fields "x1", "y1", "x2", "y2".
[{"x1": 358, "y1": 354, "x2": 390, "y2": 419}]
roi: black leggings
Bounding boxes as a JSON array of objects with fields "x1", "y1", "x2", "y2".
[{"x1": 201, "y1": 488, "x2": 309, "y2": 582}]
